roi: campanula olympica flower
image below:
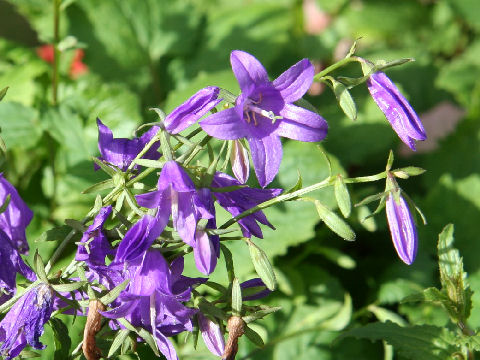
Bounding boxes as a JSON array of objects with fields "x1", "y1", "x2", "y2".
[
  {"x1": 367, "y1": 72, "x2": 426, "y2": 151},
  {"x1": 96, "y1": 119, "x2": 160, "y2": 171},
  {"x1": 200, "y1": 50, "x2": 328, "y2": 187},
  {"x1": 385, "y1": 192, "x2": 418, "y2": 265},
  {"x1": 0, "y1": 284, "x2": 54, "y2": 360}
]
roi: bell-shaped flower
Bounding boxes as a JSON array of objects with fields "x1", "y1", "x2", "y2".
[
  {"x1": 0, "y1": 284, "x2": 54, "y2": 360},
  {"x1": 134, "y1": 161, "x2": 215, "y2": 274},
  {"x1": 367, "y1": 72, "x2": 426, "y2": 151},
  {"x1": 96, "y1": 118, "x2": 160, "y2": 171},
  {"x1": 240, "y1": 278, "x2": 271, "y2": 301},
  {"x1": 385, "y1": 192, "x2": 418, "y2": 265},
  {"x1": 200, "y1": 50, "x2": 328, "y2": 187},
  {"x1": 212, "y1": 172, "x2": 281, "y2": 238},
  {"x1": 164, "y1": 86, "x2": 221, "y2": 134},
  {"x1": 0, "y1": 174, "x2": 33, "y2": 254},
  {"x1": 198, "y1": 313, "x2": 225, "y2": 357},
  {"x1": 0, "y1": 230, "x2": 36, "y2": 303},
  {"x1": 230, "y1": 140, "x2": 250, "y2": 184},
  {"x1": 75, "y1": 206, "x2": 114, "y2": 266}
]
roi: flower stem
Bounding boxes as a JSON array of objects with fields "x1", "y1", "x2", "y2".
[{"x1": 313, "y1": 56, "x2": 358, "y2": 81}]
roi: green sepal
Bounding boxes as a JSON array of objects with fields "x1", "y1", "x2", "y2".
[
  {"x1": 334, "y1": 175, "x2": 351, "y2": 218},
  {"x1": 232, "y1": 278, "x2": 242, "y2": 316},
  {"x1": 244, "y1": 326, "x2": 264, "y2": 347},
  {"x1": 386, "y1": 150, "x2": 394, "y2": 171},
  {"x1": 314, "y1": 201, "x2": 355, "y2": 241},
  {"x1": 242, "y1": 306, "x2": 282, "y2": 324},
  {"x1": 108, "y1": 329, "x2": 131, "y2": 358},
  {"x1": 332, "y1": 79, "x2": 357, "y2": 121},
  {"x1": 91, "y1": 156, "x2": 117, "y2": 177},
  {"x1": 247, "y1": 240, "x2": 277, "y2": 291},
  {"x1": 100, "y1": 279, "x2": 130, "y2": 305},
  {"x1": 34, "y1": 250, "x2": 49, "y2": 283},
  {"x1": 51, "y1": 281, "x2": 86, "y2": 293},
  {"x1": 81, "y1": 179, "x2": 114, "y2": 194},
  {"x1": 132, "y1": 158, "x2": 164, "y2": 168},
  {"x1": 118, "y1": 318, "x2": 160, "y2": 357},
  {"x1": 354, "y1": 192, "x2": 386, "y2": 207}
]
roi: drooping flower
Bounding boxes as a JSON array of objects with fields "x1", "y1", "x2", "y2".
[
  {"x1": 164, "y1": 87, "x2": 221, "y2": 134},
  {"x1": 0, "y1": 230, "x2": 36, "y2": 303},
  {"x1": 385, "y1": 192, "x2": 417, "y2": 265},
  {"x1": 198, "y1": 313, "x2": 225, "y2": 357},
  {"x1": 230, "y1": 140, "x2": 250, "y2": 184},
  {"x1": 211, "y1": 172, "x2": 281, "y2": 238},
  {"x1": 75, "y1": 206, "x2": 114, "y2": 266},
  {"x1": 96, "y1": 119, "x2": 160, "y2": 171},
  {"x1": 200, "y1": 50, "x2": 328, "y2": 187},
  {"x1": 135, "y1": 160, "x2": 215, "y2": 274},
  {"x1": 0, "y1": 174, "x2": 33, "y2": 254},
  {"x1": 0, "y1": 283, "x2": 54, "y2": 360},
  {"x1": 366, "y1": 71, "x2": 426, "y2": 151},
  {"x1": 240, "y1": 278, "x2": 271, "y2": 301},
  {"x1": 102, "y1": 252, "x2": 204, "y2": 360}
]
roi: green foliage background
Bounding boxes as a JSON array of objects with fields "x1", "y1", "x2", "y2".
[{"x1": 0, "y1": 0, "x2": 479, "y2": 359}]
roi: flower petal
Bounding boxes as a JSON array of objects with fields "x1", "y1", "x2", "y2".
[
  {"x1": 158, "y1": 161, "x2": 196, "y2": 192},
  {"x1": 275, "y1": 103, "x2": 328, "y2": 142},
  {"x1": 165, "y1": 87, "x2": 221, "y2": 134},
  {"x1": 193, "y1": 231, "x2": 217, "y2": 275},
  {"x1": 273, "y1": 58, "x2": 314, "y2": 103},
  {"x1": 230, "y1": 50, "x2": 269, "y2": 93},
  {"x1": 198, "y1": 313, "x2": 225, "y2": 356},
  {"x1": 200, "y1": 107, "x2": 246, "y2": 140},
  {"x1": 247, "y1": 134, "x2": 282, "y2": 187}
]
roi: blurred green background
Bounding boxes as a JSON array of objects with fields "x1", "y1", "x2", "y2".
[{"x1": 0, "y1": 0, "x2": 479, "y2": 359}]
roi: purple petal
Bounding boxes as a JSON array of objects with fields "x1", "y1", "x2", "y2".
[
  {"x1": 230, "y1": 140, "x2": 250, "y2": 184},
  {"x1": 165, "y1": 87, "x2": 221, "y2": 134},
  {"x1": 129, "y1": 250, "x2": 170, "y2": 296},
  {"x1": 241, "y1": 278, "x2": 271, "y2": 301},
  {"x1": 155, "y1": 329, "x2": 179, "y2": 360},
  {"x1": 100, "y1": 300, "x2": 138, "y2": 319},
  {"x1": 193, "y1": 231, "x2": 217, "y2": 275},
  {"x1": 273, "y1": 58, "x2": 314, "y2": 103},
  {"x1": 200, "y1": 106, "x2": 246, "y2": 140},
  {"x1": 367, "y1": 72, "x2": 426, "y2": 151},
  {"x1": 230, "y1": 50, "x2": 269, "y2": 93},
  {"x1": 198, "y1": 313, "x2": 225, "y2": 356},
  {"x1": 174, "y1": 192, "x2": 197, "y2": 247},
  {"x1": 0, "y1": 174, "x2": 33, "y2": 254},
  {"x1": 247, "y1": 133, "x2": 282, "y2": 187},
  {"x1": 158, "y1": 161, "x2": 196, "y2": 192},
  {"x1": 386, "y1": 193, "x2": 417, "y2": 265},
  {"x1": 275, "y1": 104, "x2": 328, "y2": 142}
]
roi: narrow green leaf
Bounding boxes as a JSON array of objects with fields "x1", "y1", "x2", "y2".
[
  {"x1": 91, "y1": 156, "x2": 117, "y2": 177},
  {"x1": 244, "y1": 326, "x2": 264, "y2": 347},
  {"x1": 81, "y1": 179, "x2": 114, "y2": 194},
  {"x1": 334, "y1": 175, "x2": 351, "y2": 218},
  {"x1": 118, "y1": 318, "x2": 160, "y2": 357},
  {"x1": 100, "y1": 279, "x2": 130, "y2": 305},
  {"x1": 355, "y1": 192, "x2": 386, "y2": 207},
  {"x1": 65, "y1": 219, "x2": 87, "y2": 232},
  {"x1": 0, "y1": 87, "x2": 8, "y2": 102},
  {"x1": 198, "y1": 298, "x2": 227, "y2": 320},
  {"x1": 49, "y1": 318, "x2": 72, "y2": 360},
  {"x1": 386, "y1": 150, "x2": 394, "y2": 171},
  {"x1": 220, "y1": 244, "x2": 235, "y2": 283},
  {"x1": 314, "y1": 201, "x2": 355, "y2": 241},
  {"x1": 242, "y1": 306, "x2": 282, "y2": 324},
  {"x1": 108, "y1": 329, "x2": 131, "y2": 358},
  {"x1": 247, "y1": 240, "x2": 277, "y2": 291},
  {"x1": 332, "y1": 80, "x2": 357, "y2": 121},
  {"x1": 133, "y1": 158, "x2": 164, "y2": 168},
  {"x1": 34, "y1": 251, "x2": 48, "y2": 283},
  {"x1": 375, "y1": 58, "x2": 414, "y2": 71},
  {"x1": 0, "y1": 194, "x2": 10, "y2": 215},
  {"x1": 52, "y1": 282, "x2": 86, "y2": 293},
  {"x1": 232, "y1": 278, "x2": 242, "y2": 316}
]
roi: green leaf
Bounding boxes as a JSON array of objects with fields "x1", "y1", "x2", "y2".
[
  {"x1": 34, "y1": 250, "x2": 48, "y2": 283},
  {"x1": 108, "y1": 329, "x2": 131, "y2": 358},
  {"x1": 100, "y1": 279, "x2": 130, "y2": 305},
  {"x1": 36, "y1": 225, "x2": 74, "y2": 244},
  {"x1": 51, "y1": 281, "x2": 86, "y2": 293},
  {"x1": 244, "y1": 325, "x2": 264, "y2": 348},
  {"x1": 377, "y1": 279, "x2": 424, "y2": 305},
  {"x1": 314, "y1": 200, "x2": 355, "y2": 241},
  {"x1": 339, "y1": 321, "x2": 458, "y2": 360},
  {"x1": 49, "y1": 318, "x2": 72, "y2": 360},
  {"x1": 0, "y1": 86, "x2": 8, "y2": 101},
  {"x1": 332, "y1": 80, "x2": 357, "y2": 121},
  {"x1": 242, "y1": 306, "x2": 282, "y2": 324},
  {"x1": 81, "y1": 179, "x2": 115, "y2": 194},
  {"x1": 0, "y1": 102, "x2": 41, "y2": 149},
  {"x1": 316, "y1": 246, "x2": 356, "y2": 269},
  {"x1": 247, "y1": 240, "x2": 277, "y2": 291},
  {"x1": 334, "y1": 175, "x2": 351, "y2": 218}
]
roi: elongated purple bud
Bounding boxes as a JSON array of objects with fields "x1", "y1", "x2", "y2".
[
  {"x1": 165, "y1": 86, "x2": 221, "y2": 134},
  {"x1": 230, "y1": 140, "x2": 250, "y2": 184},
  {"x1": 367, "y1": 72, "x2": 426, "y2": 151},
  {"x1": 198, "y1": 313, "x2": 225, "y2": 357},
  {"x1": 386, "y1": 193, "x2": 417, "y2": 265}
]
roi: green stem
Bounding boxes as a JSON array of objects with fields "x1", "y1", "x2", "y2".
[
  {"x1": 313, "y1": 56, "x2": 358, "y2": 81},
  {"x1": 127, "y1": 132, "x2": 161, "y2": 172}
]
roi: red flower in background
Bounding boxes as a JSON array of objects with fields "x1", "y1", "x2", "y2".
[{"x1": 36, "y1": 44, "x2": 88, "y2": 78}]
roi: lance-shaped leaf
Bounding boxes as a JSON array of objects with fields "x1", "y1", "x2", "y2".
[
  {"x1": 332, "y1": 79, "x2": 357, "y2": 121},
  {"x1": 34, "y1": 250, "x2": 48, "y2": 283},
  {"x1": 0, "y1": 87, "x2": 8, "y2": 101},
  {"x1": 52, "y1": 281, "x2": 86, "y2": 293},
  {"x1": 108, "y1": 329, "x2": 131, "y2": 358},
  {"x1": 232, "y1": 278, "x2": 242, "y2": 316},
  {"x1": 49, "y1": 317, "x2": 72, "y2": 360},
  {"x1": 314, "y1": 201, "x2": 355, "y2": 241},
  {"x1": 247, "y1": 240, "x2": 277, "y2": 291},
  {"x1": 100, "y1": 279, "x2": 130, "y2": 305},
  {"x1": 242, "y1": 306, "x2": 282, "y2": 324},
  {"x1": 334, "y1": 175, "x2": 351, "y2": 218},
  {"x1": 81, "y1": 179, "x2": 114, "y2": 194},
  {"x1": 244, "y1": 326, "x2": 264, "y2": 347}
]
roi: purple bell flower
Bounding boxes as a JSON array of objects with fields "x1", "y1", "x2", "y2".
[
  {"x1": 0, "y1": 174, "x2": 33, "y2": 254},
  {"x1": 135, "y1": 161, "x2": 216, "y2": 274},
  {"x1": 385, "y1": 192, "x2": 418, "y2": 265},
  {"x1": 75, "y1": 206, "x2": 114, "y2": 266},
  {"x1": 96, "y1": 118, "x2": 160, "y2": 171},
  {"x1": 0, "y1": 230, "x2": 36, "y2": 302},
  {"x1": 0, "y1": 284, "x2": 54, "y2": 360},
  {"x1": 212, "y1": 172, "x2": 281, "y2": 238},
  {"x1": 200, "y1": 50, "x2": 328, "y2": 187},
  {"x1": 367, "y1": 72, "x2": 426, "y2": 151},
  {"x1": 164, "y1": 86, "x2": 221, "y2": 134},
  {"x1": 198, "y1": 313, "x2": 225, "y2": 357}
]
